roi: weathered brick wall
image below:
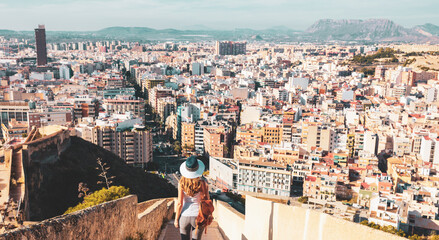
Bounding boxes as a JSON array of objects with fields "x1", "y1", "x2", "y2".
[
  {"x1": 137, "y1": 198, "x2": 175, "y2": 240},
  {"x1": 137, "y1": 198, "x2": 161, "y2": 214},
  {"x1": 0, "y1": 195, "x2": 138, "y2": 240},
  {"x1": 0, "y1": 196, "x2": 175, "y2": 240}
]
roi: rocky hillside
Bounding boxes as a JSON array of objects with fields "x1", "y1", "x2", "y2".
[
  {"x1": 305, "y1": 19, "x2": 437, "y2": 42},
  {"x1": 414, "y1": 23, "x2": 439, "y2": 37},
  {"x1": 27, "y1": 136, "x2": 177, "y2": 221}
]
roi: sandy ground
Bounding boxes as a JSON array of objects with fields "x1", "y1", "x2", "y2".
[{"x1": 404, "y1": 55, "x2": 439, "y2": 71}]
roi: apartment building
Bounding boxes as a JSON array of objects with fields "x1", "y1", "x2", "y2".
[
  {"x1": 92, "y1": 127, "x2": 152, "y2": 168},
  {"x1": 420, "y1": 135, "x2": 439, "y2": 164},
  {"x1": 149, "y1": 86, "x2": 173, "y2": 111},
  {"x1": 103, "y1": 99, "x2": 145, "y2": 120},
  {"x1": 209, "y1": 157, "x2": 238, "y2": 190},
  {"x1": 238, "y1": 159, "x2": 291, "y2": 197},
  {"x1": 28, "y1": 110, "x2": 72, "y2": 128},
  {"x1": 194, "y1": 123, "x2": 205, "y2": 155},
  {"x1": 303, "y1": 175, "x2": 337, "y2": 201},
  {"x1": 215, "y1": 41, "x2": 246, "y2": 55},
  {"x1": 236, "y1": 124, "x2": 263, "y2": 147},
  {"x1": 1, "y1": 119, "x2": 28, "y2": 141},
  {"x1": 303, "y1": 123, "x2": 335, "y2": 152},
  {"x1": 262, "y1": 124, "x2": 282, "y2": 145},
  {"x1": 204, "y1": 126, "x2": 231, "y2": 158},
  {"x1": 142, "y1": 79, "x2": 165, "y2": 97},
  {"x1": 0, "y1": 101, "x2": 31, "y2": 126},
  {"x1": 181, "y1": 122, "x2": 195, "y2": 153},
  {"x1": 156, "y1": 97, "x2": 176, "y2": 122}
]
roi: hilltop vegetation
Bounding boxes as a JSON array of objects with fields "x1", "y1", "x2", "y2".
[
  {"x1": 64, "y1": 186, "x2": 130, "y2": 214},
  {"x1": 352, "y1": 48, "x2": 398, "y2": 64}
]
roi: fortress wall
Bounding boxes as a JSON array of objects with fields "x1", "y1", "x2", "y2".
[
  {"x1": 22, "y1": 129, "x2": 71, "y2": 165},
  {"x1": 0, "y1": 196, "x2": 175, "y2": 240},
  {"x1": 1, "y1": 195, "x2": 138, "y2": 240},
  {"x1": 213, "y1": 200, "x2": 245, "y2": 240},
  {"x1": 20, "y1": 129, "x2": 72, "y2": 220},
  {"x1": 213, "y1": 195, "x2": 407, "y2": 240},
  {"x1": 137, "y1": 198, "x2": 174, "y2": 240}
]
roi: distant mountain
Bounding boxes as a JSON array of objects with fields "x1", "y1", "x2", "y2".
[
  {"x1": 305, "y1": 19, "x2": 438, "y2": 42},
  {"x1": 414, "y1": 23, "x2": 439, "y2": 37},
  {"x1": 93, "y1": 26, "x2": 300, "y2": 41},
  {"x1": 0, "y1": 20, "x2": 438, "y2": 43},
  {"x1": 183, "y1": 24, "x2": 213, "y2": 31},
  {"x1": 97, "y1": 26, "x2": 156, "y2": 34}
]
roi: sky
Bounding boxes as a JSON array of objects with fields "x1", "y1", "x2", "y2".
[{"x1": 0, "y1": 0, "x2": 438, "y2": 31}]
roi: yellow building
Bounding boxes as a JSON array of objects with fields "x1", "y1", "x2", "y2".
[
  {"x1": 272, "y1": 148, "x2": 299, "y2": 164},
  {"x1": 262, "y1": 125, "x2": 282, "y2": 145},
  {"x1": 181, "y1": 122, "x2": 195, "y2": 153},
  {"x1": 236, "y1": 125, "x2": 263, "y2": 146}
]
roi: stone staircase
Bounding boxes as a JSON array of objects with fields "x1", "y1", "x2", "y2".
[{"x1": 158, "y1": 220, "x2": 224, "y2": 240}]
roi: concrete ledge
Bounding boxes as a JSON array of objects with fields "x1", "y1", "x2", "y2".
[{"x1": 214, "y1": 200, "x2": 245, "y2": 240}]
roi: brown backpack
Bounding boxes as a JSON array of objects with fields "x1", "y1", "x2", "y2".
[{"x1": 196, "y1": 181, "x2": 214, "y2": 233}]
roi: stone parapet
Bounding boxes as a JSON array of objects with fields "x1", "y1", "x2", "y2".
[{"x1": 0, "y1": 195, "x2": 175, "y2": 240}]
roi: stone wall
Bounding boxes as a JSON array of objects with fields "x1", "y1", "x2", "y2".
[
  {"x1": 213, "y1": 200, "x2": 245, "y2": 240},
  {"x1": 212, "y1": 195, "x2": 407, "y2": 240},
  {"x1": 22, "y1": 129, "x2": 71, "y2": 166},
  {"x1": 0, "y1": 195, "x2": 175, "y2": 240},
  {"x1": 137, "y1": 198, "x2": 162, "y2": 214},
  {"x1": 137, "y1": 198, "x2": 175, "y2": 240},
  {"x1": 20, "y1": 129, "x2": 72, "y2": 220}
]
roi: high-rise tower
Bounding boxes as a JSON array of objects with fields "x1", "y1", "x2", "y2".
[{"x1": 34, "y1": 25, "x2": 47, "y2": 66}]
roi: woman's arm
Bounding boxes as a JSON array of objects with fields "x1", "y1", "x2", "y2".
[{"x1": 174, "y1": 181, "x2": 184, "y2": 228}]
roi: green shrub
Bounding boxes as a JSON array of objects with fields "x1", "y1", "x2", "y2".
[
  {"x1": 298, "y1": 196, "x2": 308, "y2": 203},
  {"x1": 64, "y1": 186, "x2": 129, "y2": 214}
]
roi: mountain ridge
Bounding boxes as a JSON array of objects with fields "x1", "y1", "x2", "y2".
[
  {"x1": 1, "y1": 19, "x2": 438, "y2": 42},
  {"x1": 304, "y1": 18, "x2": 438, "y2": 42}
]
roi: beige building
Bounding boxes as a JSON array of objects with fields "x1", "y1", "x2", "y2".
[
  {"x1": 262, "y1": 125, "x2": 282, "y2": 145},
  {"x1": 238, "y1": 159, "x2": 291, "y2": 197},
  {"x1": 204, "y1": 126, "x2": 231, "y2": 158},
  {"x1": 303, "y1": 123, "x2": 335, "y2": 152},
  {"x1": 103, "y1": 99, "x2": 145, "y2": 120},
  {"x1": 157, "y1": 97, "x2": 176, "y2": 122},
  {"x1": 148, "y1": 86, "x2": 173, "y2": 111},
  {"x1": 1, "y1": 119, "x2": 28, "y2": 141},
  {"x1": 91, "y1": 127, "x2": 152, "y2": 168},
  {"x1": 181, "y1": 122, "x2": 195, "y2": 153}
]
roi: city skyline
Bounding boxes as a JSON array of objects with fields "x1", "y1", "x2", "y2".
[{"x1": 0, "y1": 0, "x2": 438, "y2": 31}]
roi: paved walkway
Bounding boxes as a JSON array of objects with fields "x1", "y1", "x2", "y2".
[
  {"x1": 0, "y1": 152, "x2": 11, "y2": 207},
  {"x1": 158, "y1": 220, "x2": 224, "y2": 240}
]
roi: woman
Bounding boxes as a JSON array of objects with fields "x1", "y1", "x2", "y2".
[{"x1": 174, "y1": 156, "x2": 209, "y2": 240}]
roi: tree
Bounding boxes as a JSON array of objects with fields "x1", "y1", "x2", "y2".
[
  {"x1": 78, "y1": 182, "x2": 90, "y2": 199},
  {"x1": 298, "y1": 196, "x2": 308, "y2": 203},
  {"x1": 173, "y1": 141, "x2": 181, "y2": 154},
  {"x1": 96, "y1": 158, "x2": 115, "y2": 189},
  {"x1": 64, "y1": 186, "x2": 130, "y2": 214}
]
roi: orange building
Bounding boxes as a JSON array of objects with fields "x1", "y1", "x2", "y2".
[
  {"x1": 204, "y1": 126, "x2": 231, "y2": 158},
  {"x1": 262, "y1": 125, "x2": 282, "y2": 145},
  {"x1": 236, "y1": 124, "x2": 263, "y2": 146},
  {"x1": 181, "y1": 122, "x2": 195, "y2": 153}
]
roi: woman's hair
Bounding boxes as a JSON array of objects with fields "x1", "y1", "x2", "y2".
[{"x1": 180, "y1": 176, "x2": 203, "y2": 197}]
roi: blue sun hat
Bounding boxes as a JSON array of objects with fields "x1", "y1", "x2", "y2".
[{"x1": 180, "y1": 156, "x2": 205, "y2": 179}]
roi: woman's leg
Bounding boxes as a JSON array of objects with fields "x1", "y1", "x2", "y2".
[
  {"x1": 189, "y1": 216, "x2": 204, "y2": 240},
  {"x1": 179, "y1": 216, "x2": 191, "y2": 240}
]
